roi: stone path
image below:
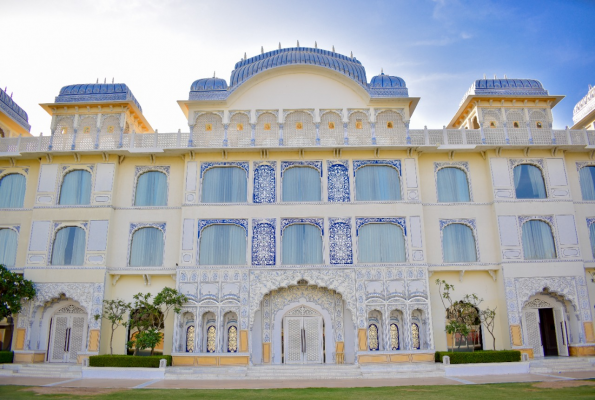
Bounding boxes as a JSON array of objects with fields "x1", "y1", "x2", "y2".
[{"x1": 1, "y1": 370, "x2": 594, "y2": 390}]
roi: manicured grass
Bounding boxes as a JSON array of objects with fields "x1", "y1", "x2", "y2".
[{"x1": 0, "y1": 382, "x2": 595, "y2": 399}]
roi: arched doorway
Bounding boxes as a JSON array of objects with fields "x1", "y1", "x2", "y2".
[
  {"x1": 282, "y1": 305, "x2": 323, "y2": 364},
  {"x1": 47, "y1": 304, "x2": 88, "y2": 363},
  {"x1": 522, "y1": 293, "x2": 570, "y2": 357}
]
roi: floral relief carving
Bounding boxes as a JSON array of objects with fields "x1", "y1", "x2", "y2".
[{"x1": 253, "y1": 162, "x2": 276, "y2": 203}]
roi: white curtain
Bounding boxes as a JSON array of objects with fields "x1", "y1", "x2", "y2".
[
  {"x1": 282, "y1": 224, "x2": 323, "y2": 264},
  {"x1": 282, "y1": 167, "x2": 321, "y2": 202},
  {"x1": 442, "y1": 223, "x2": 477, "y2": 262},
  {"x1": 0, "y1": 229, "x2": 18, "y2": 267},
  {"x1": 59, "y1": 170, "x2": 92, "y2": 205},
  {"x1": 437, "y1": 167, "x2": 470, "y2": 202},
  {"x1": 513, "y1": 164, "x2": 546, "y2": 199},
  {"x1": 0, "y1": 174, "x2": 26, "y2": 208},
  {"x1": 590, "y1": 223, "x2": 595, "y2": 259},
  {"x1": 358, "y1": 223, "x2": 406, "y2": 263},
  {"x1": 579, "y1": 166, "x2": 595, "y2": 200},
  {"x1": 51, "y1": 226, "x2": 86, "y2": 266},
  {"x1": 199, "y1": 224, "x2": 246, "y2": 265},
  {"x1": 135, "y1": 171, "x2": 167, "y2": 206},
  {"x1": 355, "y1": 165, "x2": 401, "y2": 201},
  {"x1": 129, "y1": 227, "x2": 164, "y2": 266},
  {"x1": 522, "y1": 220, "x2": 556, "y2": 259},
  {"x1": 202, "y1": 167, "x2": 247, "y2": 203}
]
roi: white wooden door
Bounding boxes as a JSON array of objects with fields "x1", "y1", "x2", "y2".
[
  {"x1": 283, "y1": 316, "x2": 323, "y2": 364},
  {"x1": 49, "y1": 316, "x2": 69, "y2": 362},
  {"x1": 303, "y1": 316, "x2": 323, "y2": 363},
  {"x1": 284, "y1": 317, "x2": 303, "y2": 364},
  {"x1": 553, "y1": 309, "x2": 569, "y2": 356},
  {"x1": 523, "y1": 309, "x2": 543, "y2": 357},
  {"x1": 48, "y1": 307, "x2": 87, "y2": 363}
]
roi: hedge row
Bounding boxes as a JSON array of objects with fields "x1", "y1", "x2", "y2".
[
  {"x1": 0, "y1": 351, "x2": 13, "y2": 364},
  {"x1": 89, "y1": 355, "x2": 172, "y2": 368},
  {"x1": 435, "y1": 350, "x2": 521, "y2": 364}
]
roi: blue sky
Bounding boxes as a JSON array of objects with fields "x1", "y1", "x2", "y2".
[{"x1": 1, "y1": 0, "x2": 594, "y2": 133}]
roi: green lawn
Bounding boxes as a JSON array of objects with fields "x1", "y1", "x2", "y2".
[{"x1": 1, "y1": 382, "x2": 595, "y2": 400}]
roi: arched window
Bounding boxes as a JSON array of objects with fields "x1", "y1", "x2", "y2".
[
  {"x1": 436, "y1": 167, "x2": 470, "y2": 202},
  {"x1": 590, "y1": 223, "x2": 595, "y2": 259},
  {"x1": 51, "y1": 226, "x2": 86, "y2": 266},
  {"x1": 186, "y1": 326, "x2": 195, "y2": 352},
  {"x1": 0, "y1": 173, "x2": 26, "y2": 208},
  {"x1": 206, "y1": 326, "x2": 216, "y2": 353},
  {"x1": 411, "y1": 323, "x2": 420, "y2": 350},
  {"x1": 129, "y1": 227, "x2": 164, "y2": 266},
  {"x1": 282, "y1": 224, "x2": 322, "y2": 264},
  {"x1": 522, "y1": 220, "x2": 556, "y2": 260},
  {"x1": 355, "y1": 165, "x2": 401, "y2": 201},
  {"x1": 135, "y1": 171, "x2": 167, "y2": 206},
  {"x1": 0, "y1": 228, "x2": 18, "y2": 267},
  {"x1": 202, "y1": 167, "x2": 247, "y2": 203},
  {"x1": 442, "y1": 223, "x2": 477, "y2": 263},
  {"x1": 368, "y1": 324, "x2": 379, "y2": 351},
  {"x1": 228, "y1": 326, "x2": 238, "y2": 353},
  {"x1": 390, "y1": 323, "x2": 399, "y2": 351},
  {"x1": 358, "y1": 223, "x2": 406, "y2": 263},
  {"x1": 513, "y1": 164, "x2": 546, "y2": 199},
  {"x1": 59, "y1": 170, "x2": 92, "y2": 205},
  {"x1": 579, "y1": 166, "x2": 595, "y2": 200},
  {"x1": 282, "y1": 167, "x2": 321, "y2": 202},
  {"x1": 199, "y1": 224, "x2": 246, "y2": 265}
]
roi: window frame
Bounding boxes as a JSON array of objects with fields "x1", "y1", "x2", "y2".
[
  {"x1": 511, "y1": 162, "x2": 548, "y2": 200},
  {"x1": 49, "y1": 224, "x2": 87, "y2": 266},
  {"x1": 434, "y1": 164, "x2": 472, "y2": 203},
  {"x1": 354, "y1": 162, "x2": 403, "y2": 202},
  {"x1": 0, "y1": 171, "x2": 27, "y2": 209},
  {"x1": 281, "y1": 165, "x2": 322, "y2": 203},
  {"x1": 281, "y1": 221, "x2": 324, "y2": 265},
  {"x1": 520, "y1": 218, "x2": 558, "y2": 260},
  {"x1": 133, "y1": 169, "x2": 169, "y2": 207},
  {"x1": 198, "y1": 222, "x2": 248, "y2": 266},
  {"x1": 127, "y1": 223, "x2": 166, "y2": 267},
  {"x1": 0, "y1": 226, "x2": 19, "y2": 267},
  {"x1": 578, "y1": 164, "x2": 595, "y2": 201},
  {"x1": 57, "y1": 167, "x2": 94, "y2": 206},
  {"x1": 356, "y1": 221, "x2": 407, "y2": 264},
  {"x1": 199, "y1": 163, "x2": 249, "y2": 204},
  {"x1": 440, "y1": 220, "x2": 479, "y2": 264}
]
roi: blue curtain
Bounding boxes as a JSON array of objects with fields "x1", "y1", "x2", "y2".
[
  {"x1": 51, "y1": 226, "x2": 86, "y2": 266},
  {"x1": 199, "y1": 224, "x2": 246, "y2": 265},
  {"x1": 358, "y1": 223, "x2": 406, "y2": 263},
  {"x1": 202, "y1": 167, "x2": 247, "y2": 203},
  {"x1": 590, "y1": 223, "x2": 595, "y2": 259},
  {"x1": 513, "y1": 164, "x2": 546, "y2": 199},
  {"x1": 437, "y1": 167, "x2": 470, "y2": 202},
  {"x1": 0, "y1": 174, "x2": 26, "y2": 208},
  {"x1": 129, "y1": 227, "x2": 164, "y2": 266},
  {"x1": 355, "y1": 165, "x2": 401, "y2": 201},
  {"x1": 0, "y1": 229, "x2": 18, "y2": 267},
  {"x1": 282, "y1": 167, "x2": 321, "y2": 202},
  {"x1": 522, "y1": 220, "x2": 556, "y2": 260},
  {"x1": 59, "y1": 170, "x2": 92, "y2": 205},
  {"x1": 135, "y1": 171, "x2": 167, "y2": 206},
  {"x1": 579, "y1": 166, "x2": 595, "y2": 200},
  {"x1": 443, "y1": 223, "x2": 477, "y2": 262},
  {"x1": 282, "y1": 224, "x2": 323, "y2": 264}
]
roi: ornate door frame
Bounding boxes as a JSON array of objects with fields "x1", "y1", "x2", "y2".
[
  {"x1": 282, "y1": 306, "x2": 323, "y2": 364},
  {"x1": 48, "y1": 305, "x2": 87, "y2": 363}
]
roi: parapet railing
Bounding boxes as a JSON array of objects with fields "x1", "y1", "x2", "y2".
[{"x1": 1, "y1": 127, "x2": 594, "y2": 154}]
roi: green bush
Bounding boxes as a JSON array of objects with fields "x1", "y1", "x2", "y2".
[
  {"x1": 89, "y1": 355, "x2": 172, "y2": 368},
  {"x1": 0, "y1": 351, "x2": 13, "y2": 364},
  {"x1": 435, "y1": 350, "x2": 521, "y2": 364}
]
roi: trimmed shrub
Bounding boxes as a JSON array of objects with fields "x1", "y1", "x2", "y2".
[
  {"x1": 0, "y1": 351, "x2": 13, "y2": 364},
  {"x1": 89, "y1": 355, "x2": 172, "y2": 368},
  {"x1": 435, "y1": 350, "x2": 521, "y2": 364}
]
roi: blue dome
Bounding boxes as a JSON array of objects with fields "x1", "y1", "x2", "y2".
[
  {"x1": 473, "y1": 78, "x2": 544, "y2": 91},
  {"x1": 370, "y1": 72, "x2": 406, "y2": 88},
  {"x1": 190, "y1": 77, "x2": 228, "y2": 92},
  {"x1": 0, "y1": 86, "x2": 30, "y2": 131},
  {"x1": 55, "y1": 83, "x2": 143, "y2": 112}
]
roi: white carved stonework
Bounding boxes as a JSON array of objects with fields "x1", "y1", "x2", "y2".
[{"x1": 525, "y1": 299, "x2": 552, "y2": 308}]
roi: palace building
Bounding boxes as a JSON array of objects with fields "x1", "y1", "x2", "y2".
[{"x1": 1, "y1": 46, "x2": 595, "y2": 367}]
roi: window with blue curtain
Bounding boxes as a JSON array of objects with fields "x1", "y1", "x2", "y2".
[
  {"x1": 135, "y1": 171, "x2": 167, "y2": 206},
  {"x1": 282, "y1": 224, "x2": 323, "y2": 264},
  {"x1": 513, "y1": 164, "x2": 546, "y2": 199},
  {"x1": 358, "y1": 223, "x2": 406, "y2": 263},
  {"x1": 442, "y1": 223, "x2": 477, "y2": 262},
  {"x1": 0, "y1": 228, "x2": 18, "y2": 267},
  {"x1": 202, "y1": 167, "x2": 247, "y2": 203},
  {"x1": 590, "y1": 223, "x2": 595, "y2": 259},
  {"x1": 355, "y1": 165, "x2": 401, "y2": 201},
  {"x1": 0, "y1": 174, "x2": 26, "y2": 208},
  {"x1": 579, "y1": 166, "x2": 595, "y2": 200},
  {"x1": 51, "y1": 226, "x2": 86, "y2": 266},
  {"x1": 59, "y1": 170, "x2": 92, "y2": 205},
  {"x1": 282, "y1": 167, "x2": 321, "y2": 202},
  {"x1": 522, "y1": 220, "x2": 556, "y2": 260},
  {"x1": 129, "y1": 227, "x2": 164, "y2": 266},
  {"x1": 199, "y1": 224, "x2": 246, "y2": 265},
  {"x1": 436, "y1": 167, "x2": 470, "y2": 202}
]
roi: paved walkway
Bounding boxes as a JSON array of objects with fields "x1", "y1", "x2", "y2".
[{"x1": 1, "y1": 370, "x2": 594, "y2": 389}]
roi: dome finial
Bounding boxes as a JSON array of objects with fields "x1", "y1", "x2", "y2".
[
  {"x1": 213, "y1": 71, "x2": 216, "y2": 78},
  {"x1": 504, "y1": 74, "x2": 507, "y2": 79},
  {"x1": 483, "y1": 74, "x2": 486, "y2": 79},
  {"x1": 315, "y1": 41, "x2": 317, "y2": 49},
  {"x1": 279, "y1": 42, "x2": 281, "y2": 49},
  {"x1": 297, "y1": 40, "x2": 299, "y2": 47},
  {"x1": 332, "y1": 45, "x2": 335, "y2": 52},
  {"x1": 96, "y1": 78, "x2": 98, "y2": 84},
  {"x1": 104, "y1": 78, "x2": 106, "y2": 84},
  {"x1": 112, "y1": 77, "x2": 114, "y2": 84},
  {"x1": 494, "y1": 74, "x2": 497, "y2": 79},
  {"x1": 381, "y1": 68, "x2": 384, "y2": 74},
  {"x1": 351, "y1": 51, "x2": 353, "y2": 58},
  {"x1": 244, "y1": 52, "x2": 247, "y2": 60},
  {"x1": 261, "y1": 46, "x2": 264, "y2": 54}
]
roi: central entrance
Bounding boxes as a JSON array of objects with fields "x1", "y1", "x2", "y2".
[
  {"x1": 48, "y1": 304, "x2": 87, "y2": 363},
  {"x1": 522, "y1": 294, "x2": 570, "y2": 357},
  {"x1": 283, "y1": 306, "x2": 323, "y2": 364}
]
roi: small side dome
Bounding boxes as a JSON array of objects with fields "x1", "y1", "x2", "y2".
[
  {"x1": 190, "y1": 77, "x2": 228, "y2": 92},
  {"x1": 369, "y1": 72, "x2": 406, "y2": 88}
]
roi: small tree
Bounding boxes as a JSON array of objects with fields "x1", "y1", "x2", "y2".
[
  {"x1": 95, "y1": 299, "x2": 131, "y2": 355},
  {"x1": 480, "y1": 307, "x2": 497, "y2": 351},
  {"x1": 0, "y1": 265, "x2": 36, "y2": 320}
]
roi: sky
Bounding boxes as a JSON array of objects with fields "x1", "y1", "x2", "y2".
[{"x1": 1, "y1": 0, "x2": 594, "y2": 134}]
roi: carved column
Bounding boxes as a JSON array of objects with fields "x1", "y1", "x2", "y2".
[
  {"x1": 223, "y1": 124, "x2": 229, "y2": 147},
  {"x1": 343, "y1": 122, "x2": 349, "y2": 145},
  {"x1": 370, "y1": 122, "x2": 376, "y2": 145},
  {"x1": 278, "y1": 123, "x2": 284, "y2": 146}
]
